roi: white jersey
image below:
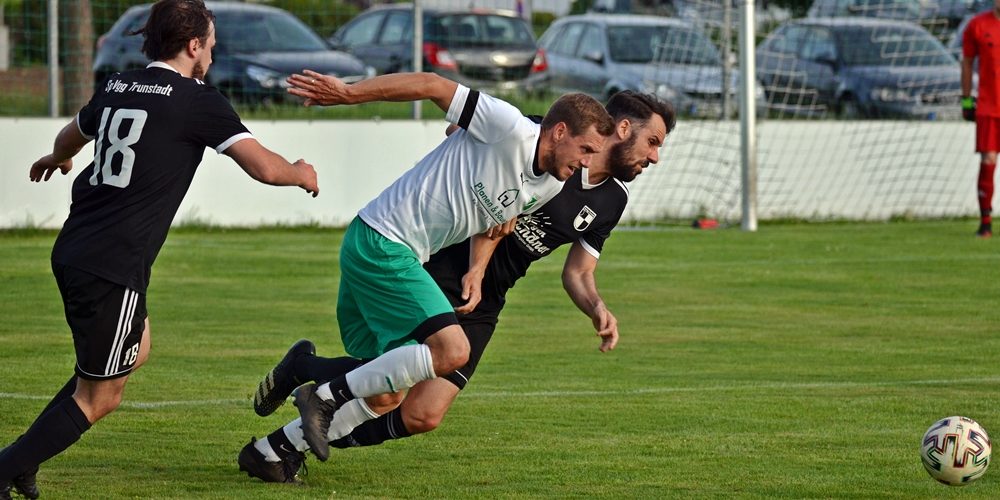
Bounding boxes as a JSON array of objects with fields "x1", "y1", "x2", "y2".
[{"x1": 359, "y1": 85, "x2": 564, "y2": 262}]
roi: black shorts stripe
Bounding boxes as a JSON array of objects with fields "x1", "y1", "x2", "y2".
[{"x1": 457, "y1": 90, "x2": 480, "y2": 130}]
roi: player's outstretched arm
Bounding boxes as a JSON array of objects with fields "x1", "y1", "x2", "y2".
[
  {"x1": 562, "y1": 242, "x2": 619, "y2": 352},
  {"x1": 224, "y1": 138, "x2": 319, "y2": 198},
  {"x1": 29, "y1": 120, "x2": 89, "y2": 182},
  {"x1": 286, "y1": 70, "x2": 458, "y2": 112}
]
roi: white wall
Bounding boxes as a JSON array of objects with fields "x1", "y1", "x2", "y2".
[{"x1": 0, "y1": 118, "x2": 977, "y2": 229}]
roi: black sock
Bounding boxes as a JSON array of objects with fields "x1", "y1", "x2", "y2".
[
  {"x1": 3, "y1": 375, "x2": 79, "y2": 460},
  {"x1": 266, "y1": 427, "x2": 297, "y2": 460},
  {"x1": 330, "y1": 408, "x2": 411, "y2": 448},
  {"x1": 296, "y1": 355, "x2": 364, "y2": 385},
  {"x1": 324, "y1": 376, "x2": 357, "y2": 407},
  {"x1": 0, "y1": 398, "x2": 91, "y2": 479}
]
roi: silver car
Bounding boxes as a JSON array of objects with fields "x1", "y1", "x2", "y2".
[{"x1": 538, "y1": 13, "x2": 763, "y2": 118}]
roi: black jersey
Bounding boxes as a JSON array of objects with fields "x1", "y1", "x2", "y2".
[
  {"x1": 50, "y1": 63, "x2": 251, "y2": 293},
  {"x1": 424, "y1": 167, "x2": 629, "y2": 324}
]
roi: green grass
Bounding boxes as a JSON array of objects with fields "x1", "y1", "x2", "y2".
[
  {"x1": 1, "y1": 221, "x2": 999, "y2": 498},
  {"x1": 0, "y1": 93, "x2": 47, "y2": 116}
]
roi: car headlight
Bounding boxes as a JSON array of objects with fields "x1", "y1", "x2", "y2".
[
  {"x1": 871, "y1": 87, "x2": 912, "y2": 103},
  {"x1": 246, "y1": 65, "x2": 284, "y2": 89}
]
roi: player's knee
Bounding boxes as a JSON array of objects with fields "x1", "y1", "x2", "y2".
[
  {"x1": 365, "y1": 391, "x2": 404, "y2": 414},
  {"x1": 442, "y1": 331, "x2": 470, "y2": 372},
  {"x1": 78, "y1": 391, "x2": 124, "y2": 422},
  {"x1": 427, "y1": 327, "x2": 470, "y2": 374},
  {"x1": 438, "y1": 344, "x2": 469, "y2": 374},
  {"x1": 402, "y1": 406, "x2": 445, "y2": 434}
]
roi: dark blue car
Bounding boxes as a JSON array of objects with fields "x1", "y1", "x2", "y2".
[
  {"x1": 756, "y1": 17, "x2": 962, "y2": 120},
  {"x1": 93, "y1": 2, "x2": 372, "y2": 104}
]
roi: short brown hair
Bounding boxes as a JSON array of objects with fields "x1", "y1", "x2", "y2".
[
  {"x1": 541, "y1": 93, "x2": 615, "y2": 137},
  {"x1": 132, "y1": 0, "x2": 215, "y2": 61}
]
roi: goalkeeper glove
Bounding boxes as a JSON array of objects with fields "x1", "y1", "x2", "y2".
[{"x1": 962, "y1": 96, "x2": 976, "y2": 122}]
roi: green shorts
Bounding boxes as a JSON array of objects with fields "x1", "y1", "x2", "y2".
[{"x1": 337, "y1": 217, "x2": 458, "y2": 359}]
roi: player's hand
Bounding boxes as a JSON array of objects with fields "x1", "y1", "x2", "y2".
[
  {"x1": 454, "y1": 270, "x2": 484, "y2": 315},
  {"x1": 591, "y1": 303, "x2": 619, "y2": 353},
  {"x1": 287, "y1": 70, "x2": 349, "y2": 107},
  {"x1": 485, "y1": 218, "x2": 517, "y2": 240},
  {"x1": 29, "y1": 154, "x2": 73, "y2": 182},
  {"x1": 294, "y1": 159, "x2": 319, "y2": 197},
  {"x1": 962, "y1": 96, "x2": 976, "y2": 122}
]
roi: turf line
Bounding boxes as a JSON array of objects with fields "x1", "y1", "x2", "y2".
[{"x1": 2, "y1": 376, "x2": 998, "y2": 408}]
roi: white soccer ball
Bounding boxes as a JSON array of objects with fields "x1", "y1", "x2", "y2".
[{"x1": 920, "y1": 416, "x2": 991, "y2": 486}]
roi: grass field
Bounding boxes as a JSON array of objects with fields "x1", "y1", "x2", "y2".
[{"x1": 1, "y1": 222, "x2": 998, "y2": 499}]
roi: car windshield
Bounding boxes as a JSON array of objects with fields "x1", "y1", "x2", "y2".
[
  {"x1": 607, "y1": 25, "x2": 721, "y2": 65},
  {"x1": 216, "y1": 11, "x2": 328, "y2": 53},
  {"x1": 838, "y1": 25, "x2": 955, "y2": 66},
  {"x1": 429, "y1": 14, "x2": 536, "y2": 48}
]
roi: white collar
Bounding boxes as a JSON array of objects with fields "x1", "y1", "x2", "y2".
[
  {"x1": 147, "y1": 61, "x2": 181, "y2": 74},
  {"x1": 582, "y1": 167, "x2": 608, "y2": 190}
]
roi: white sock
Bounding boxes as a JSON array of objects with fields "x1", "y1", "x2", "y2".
[
  {"x1": 253, "y1": 437, "x2": 281, "y2": 462},
  {"x1": 315, "y1": 344, "x2": 434, "y2": 400},
  {"x1": 283, "y1": 418, "x2": 310, "y2": 452},
  {"x1": 347, "y1": 344, "x2": 435, "y2": 397},
  {"x1": 326, "y1": 398, "x2": 380, "y2": 441}
]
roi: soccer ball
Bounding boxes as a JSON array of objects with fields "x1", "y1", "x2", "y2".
[{"x1": 920, "y1": 416, "x2": 991, "y2": 486}]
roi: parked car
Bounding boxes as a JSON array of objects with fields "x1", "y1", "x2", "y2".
[
  {"x1": 807, "y1": 0, "x2": 925, "y2": 21},
  {"x1": 537, "y1": 13, "x2": 763, "y2": 118},
  {"x1": 807, "y1": 0, "x2": 986, "y2": 39},
  {"x1": 93, "y1": 2, "x2": 373, "y2": 104},
  {"x1": 756, "y1": 18, "x2": 962, "y2": 119},
  {"x1": 328, "y1": 4, "x2": 548, "y2": 94}
]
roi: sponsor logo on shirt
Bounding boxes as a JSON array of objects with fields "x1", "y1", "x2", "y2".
[
  {"x1": 472, "y1": 182, "x2": 508, "y2": 225},
  {"x1": 514, "y1": 213, "x2": 552, "y2": 255},
  {"x1": 498, "y1": 188, "x2": 519, "y2": 207},
  {"x1": 522, "y1": 195, "x2": 539, "y2": 212}
]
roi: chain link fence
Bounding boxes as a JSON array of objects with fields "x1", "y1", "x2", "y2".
[{"x1": 0, "y1": 0, "x2": 980, "y2": 222}]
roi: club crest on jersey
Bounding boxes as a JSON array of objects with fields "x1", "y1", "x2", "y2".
[{"x1": 573, "y1": 206, "x2": 597, "y2": 231}]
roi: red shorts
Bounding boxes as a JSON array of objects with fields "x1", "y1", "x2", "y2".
[{"x1": 976, "y1": 115, "x2": 1000, "y2": 153}]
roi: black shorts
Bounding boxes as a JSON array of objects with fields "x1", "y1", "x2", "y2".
[
  {"x1": 52, "y1": 263, "x2": 147, "y2": 381},
  {"x1": 443, "y1": 320, "x2": 497, "y2": 390}
]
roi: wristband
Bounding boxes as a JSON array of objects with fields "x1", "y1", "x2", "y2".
[{"x1": 962, "y1": 96, "x2": 976, "y2": 109}]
